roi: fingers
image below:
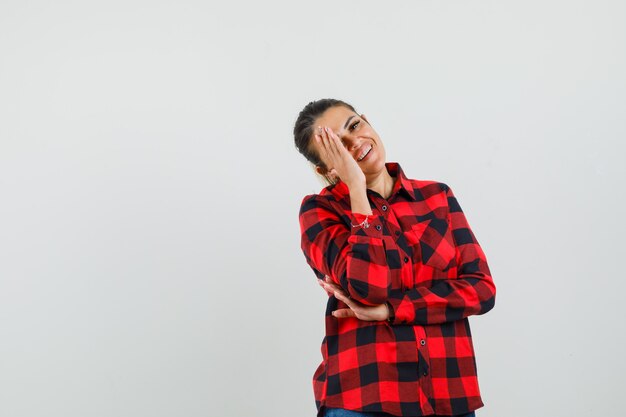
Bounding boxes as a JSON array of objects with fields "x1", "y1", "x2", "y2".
[
  {"x1": 318, "y1": 276, "x2": 360, "y2": 317},
  {"x1": 321, "y1": 128, "x2": 341, "y2": 166},
  {"x1": 323, "y1": 275, "x2": 342, "y2": 291},
  {"x1": 324, "y1": 127, "x2": 346, "y2": 158},
  {"x1": 319, "y1": 276, "x2": 386, "y2": 322},
  {"x1": 332, "y1": 308, "x2": 356, "y2": 318},
  {"x1": 319, "y1": 276, "x2": 346, "y2": 298},
  {"x1": 333, "y1": 289, "x2": 354, "y2": 308},
  {"x1": 317, "y1": 278, "x2": 334, "y2": 296},
  {"x1": 315, "y1": 126, "x2": 344, "y2": 167},
  {"x1": 314, "y1": 133, "x2": 332, "y2": 173}
]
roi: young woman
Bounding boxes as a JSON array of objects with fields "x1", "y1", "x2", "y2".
[{"x1": 295, "y1": 99, "x2": 496, "y2": 417}]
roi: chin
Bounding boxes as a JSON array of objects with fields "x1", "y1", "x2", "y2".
[
  {"x1": 365, "y1": 160, "x2": 386, "y2": 175},
  {"x1": 372, "y1": 152, "x2": 386, "y2": 167}
]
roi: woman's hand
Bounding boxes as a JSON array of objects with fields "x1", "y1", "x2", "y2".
[
  {"x1": 315, "y1": 126, "x2": 366, "y2": 189},
  {"x1": 318, "y1": 275, "x2": 390, "y2": 322}
]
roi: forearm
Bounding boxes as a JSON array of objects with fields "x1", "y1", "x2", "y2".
[
  {"x1": 300, "y1": 194, "x2": 391, "y2": 306},
  {"x1": 387, "y1": 264, "x2": 496, "y2": 325},
  {"x1": 349, "y1": 185, "x2": 372, "y2": 216},
  {"x1": 388, "y1": 184, "x2": 496, "y2": 325}
]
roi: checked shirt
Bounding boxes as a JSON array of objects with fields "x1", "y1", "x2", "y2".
[{"x1": 298, "y1": 162, "x2": 496, "y2": 417}]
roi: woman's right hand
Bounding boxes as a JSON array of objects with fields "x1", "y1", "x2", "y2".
[
  {"x1": 319, "y1": 275, "x2": 390, "y2": 322},
  {"x1": 315, "y1": 126, "x2": 366, "y2": 189}
]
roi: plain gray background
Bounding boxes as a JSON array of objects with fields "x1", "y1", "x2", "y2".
[{"x1": 1, "y1": 1, "x2": 624, "y2": 416}]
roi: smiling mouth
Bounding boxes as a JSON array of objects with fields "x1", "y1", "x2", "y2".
[{"x1": 357, "y1": 145, "x2": 373, "y2": 161}]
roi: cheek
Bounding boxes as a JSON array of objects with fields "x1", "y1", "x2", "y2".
[
  {"x1": 374, "y1": 143, "x2": 385, "y2": 161},
  {"x1": 372, "y1": 138, "x2": 383, "y2": 152}
]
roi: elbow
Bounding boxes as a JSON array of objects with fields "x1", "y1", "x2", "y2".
[
  {"x1": 348, "y1": 279, "x2": 389, "y2": 306},
  {"x1": 478, "y1": 293, "x2": 496, "y2": 315},
  {"x1": 477, "y1": 278, "x2": 496, "y2": 314}
]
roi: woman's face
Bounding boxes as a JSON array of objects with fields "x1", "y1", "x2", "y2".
[{"x1": 310, "y1": 105, "x2": 387, "y2": 179}]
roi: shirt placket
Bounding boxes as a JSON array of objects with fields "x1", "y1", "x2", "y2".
[
  {"x1": 374, "y1": 193, "x2": 435, "y2": 414},
  {"x1": 413, "y1": 325, "x2": 434, "y2": 415},
  {"x1": 368, "y1": 194, "x2": 413, "y2": 294},
  {"x1": 373, "y1": 195, "x2": 416, "y2": 292}
]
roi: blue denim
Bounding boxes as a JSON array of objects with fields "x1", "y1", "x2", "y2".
[{"x1": 323, "y1": 408, "x2": 476, "y2": 417}]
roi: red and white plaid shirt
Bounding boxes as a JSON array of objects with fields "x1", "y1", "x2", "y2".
[{"x1": 298, "y1": 162, "x2": 496, "y2": 416}]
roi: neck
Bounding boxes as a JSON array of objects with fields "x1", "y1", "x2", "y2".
[{"x1": 366, "y1": 168, "x2": 395, "y2": 200}]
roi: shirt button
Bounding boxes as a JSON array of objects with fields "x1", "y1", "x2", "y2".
[
  {"x1": 395, "y1": 230, "x2": 400, "y2": 236},
  {"x1": 420, "y1": 339, "x2": 426, "y2": 346},
  {"x1": 423, "y1": 371, "x2": 428, "y2": 376},
  {"x1": 404, "y1": 257, "x2": 409, "y2": 263},
  {"x1": 375, "y1": 225, "x2": 382, "y2": 231},
  {"x1": 382, "y1": 205, "x2": 387, "y2": 211}
]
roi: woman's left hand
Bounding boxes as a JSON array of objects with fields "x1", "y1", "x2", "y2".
[{"x1": 318, "y1": 276, "x2": 390, "y2": 321}]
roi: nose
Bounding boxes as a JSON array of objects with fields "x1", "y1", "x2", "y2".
[{"x1": 341, "y1": 134, "x2": 361, "y2": 151}]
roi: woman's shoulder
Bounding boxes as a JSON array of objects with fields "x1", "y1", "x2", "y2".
[
  {"x1": 299, "y1": 181, "x2": 345, "y2": 206},
  {"x1": 405, "y1": 177, "x2": 452, "y2": 197},
  {"x1": 391, "y1": 161, "x2": 451, "y2": 195},
  {"x1": 298, "y1": 189, "x2": 337, "y2": 217}
]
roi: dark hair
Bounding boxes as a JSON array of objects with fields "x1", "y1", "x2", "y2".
[{"x1": 293, "y1": 98, "x2": 357, "y2": 185}]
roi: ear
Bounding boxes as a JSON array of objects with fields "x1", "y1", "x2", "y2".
[
  {"x1": 316, "y1": 165, "x2": 338, "y2": 183},
  {"x1": 315, "y1": 165, "x2": 327, "y2": 176}
]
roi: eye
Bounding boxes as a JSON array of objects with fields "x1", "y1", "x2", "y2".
[{"x1": 349, "y1": 120, "x2": 360, "y2": 131}]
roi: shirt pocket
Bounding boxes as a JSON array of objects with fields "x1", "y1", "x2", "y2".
[{"x1": 403, "y1": 217, "x2": 456, "y2": 272}]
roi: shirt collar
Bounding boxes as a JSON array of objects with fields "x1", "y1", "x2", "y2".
[{"x1": 328, "y1": 161, "x2": 416, "y2": 201}]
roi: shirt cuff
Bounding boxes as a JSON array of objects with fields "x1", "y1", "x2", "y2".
[
  {"x1": 349, "y1": 212, "x2": 384, "y2": 239},
  {"x1": 388, "y1": 290, "x2": 416, "y2": 324}
]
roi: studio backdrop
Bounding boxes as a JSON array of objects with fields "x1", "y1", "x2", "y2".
[{"x1": 0, "y1": 1, "x2": 624, "y2": 416}]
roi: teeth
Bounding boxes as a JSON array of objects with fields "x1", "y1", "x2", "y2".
[{"x1": 357, "y1": 145, "x2": 372, "y2": 161}]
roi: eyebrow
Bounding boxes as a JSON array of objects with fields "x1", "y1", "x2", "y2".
[{"x1": 343, "y1": 115, "x2": 357, "y2": 130}]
